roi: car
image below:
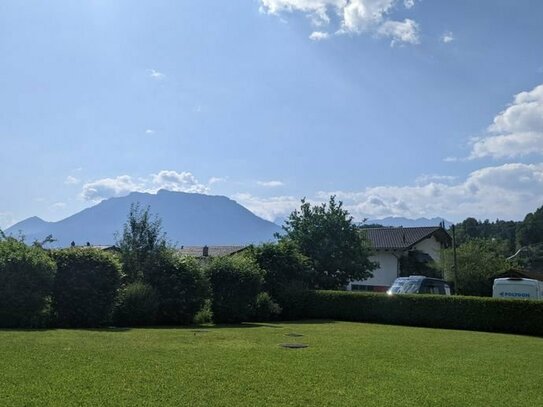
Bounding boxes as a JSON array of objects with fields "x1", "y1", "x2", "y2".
[{"x1": 387, "y1": 276, "x2": 451, "y2": 296}]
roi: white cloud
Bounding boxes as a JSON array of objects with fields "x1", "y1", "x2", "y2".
[
  {"x1": 148, "y1": 69, "x2": 166, "y2": 80},
  {"x1": 470, "y1": 84, "x2": 543, "y2": 159},
  {"x1": 260, "y1": 0, "x2": 420, "y2": 45},
  {"x1": 257, "y1": 180, "x2": 285, "y2": 187},
  {"x1": 442, "y1": 31, "x2": 454, "y2": 43},
  {"x1": 318, "y1": 163, "x2": 543, "y2": 221},
  {"x1": 309, "y1": 31, "x2": 330, "y2": 41},
  {"x1": 81, "y1": 175, "x2": 143, "y2": 202},
  {"x1": 80, "y1": 171, "x2": 209, "y2": 202},
  {"x1": 151, "y1": 170, "x2": 209, "y2": 194},
  {"x1": 209, "y1": 177, "x2": 227, "y2": 185},
  {"x1": 232, "y1": 193, "x2": 300, "y2": 222},
  {"x1": 145, "y1": 129, "x2": 155, "y2": 135},
  {"x1": 377, "y1": 18, "x2": 419, "y2": 46},
  {"x1": 65, "y1": 175, "x2": 80, "y2": 185},
  {"x1": 415, "y1": 174, "x2": 457, "y2": 185},
  {"x1": 50, "y1": 202, "x2": 67, "y2": 210}
]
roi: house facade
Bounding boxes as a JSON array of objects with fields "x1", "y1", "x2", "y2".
[{"x1": 348, "y1": 226, "x2": 452, "y2": 292}]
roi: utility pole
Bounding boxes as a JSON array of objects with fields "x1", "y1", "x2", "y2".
[{"x1": 452, "y1": 224, "x2": 458, "y2": 294}]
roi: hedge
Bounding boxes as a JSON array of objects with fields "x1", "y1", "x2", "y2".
[{"x1": 282, "y1": 290, "x2": 543, "y2": 337}]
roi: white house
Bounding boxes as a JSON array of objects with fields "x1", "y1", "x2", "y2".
[{"x1": 348, "y1": 226, "x2": 452, "y2": 292}]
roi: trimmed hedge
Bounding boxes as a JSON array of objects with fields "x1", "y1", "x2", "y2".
[
  {"x1": 282, "y1": 290, "x2": 543, "y2": 337},
  {"x1": 0, "y1": 239, "x2": 56, "y2": 328},
  {"x1": 53, "y1": 248, "x2": 121, "y2": 327}
]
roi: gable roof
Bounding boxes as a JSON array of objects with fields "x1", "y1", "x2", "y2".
[
  {"x1": 178, "y1": 246, "x2": 247, "y2": 257},
  {"x1": 361, "y1": 226, "x2": 451, "y2": 251}
]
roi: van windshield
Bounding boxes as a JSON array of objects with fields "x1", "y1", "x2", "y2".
[{"x1": 399, "y1": 280, "x2": 421, "y2": 294}]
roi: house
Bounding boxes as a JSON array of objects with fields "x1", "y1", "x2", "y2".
[
  {"x1": 178, "y1": 245, "x2": 248, "y2": 258},
  {"x1": 348, "y1": 226, "x2": 452, "y2": 292}
]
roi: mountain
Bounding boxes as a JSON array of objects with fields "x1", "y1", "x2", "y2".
[
  {"x1": 5, "y1": 190, "x2": 282, "y2": 247},
  {"x1": 363, "y1": 217, "x2": 453, "y2": 228}
]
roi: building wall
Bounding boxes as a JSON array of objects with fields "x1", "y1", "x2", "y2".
[
  {"x1": 348, "y1": 252, "x2": 400, "y2": 290},
  {"x1": 409, "y1": 236, "x2": 442, "y2": 261}
]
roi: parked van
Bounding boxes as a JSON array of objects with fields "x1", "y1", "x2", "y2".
[
  {"x1": 492, "y1": 278, "x2": 543, "y2": 300},
  {"x1": 387, "y1": 276, "x2": 451, "y2": 296}
]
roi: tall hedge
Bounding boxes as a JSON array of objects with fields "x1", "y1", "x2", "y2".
[
  {"x1": 53, "y1": 248, "x2": 121, "y2": 327},
  {"x1": 0, "y1": 238, "x2": 56, "y2": 328},
  {"x1": 207, "y1": 256, "x2": 263, "y2": 323},
  {"x1": 284, "y1": 290, "x2": 543, "y2": 336},
  {"x1": 145, "y1": 250, "x2": 209, "y2": 325}
]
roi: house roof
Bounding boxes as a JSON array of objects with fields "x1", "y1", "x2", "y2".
[
  {"x1": 361, "y1": 226, "x2": 452, "y2": 251},
  {"x1": 178, "y1": 246, "x2": 248, "y2": 257}
]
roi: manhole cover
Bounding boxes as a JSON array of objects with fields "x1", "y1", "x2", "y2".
[
  {"x1": 280, "y1": 343, "x2": 308, "y2": 349},
  {"x1": 285, "y1": 333, "x2": 304, "y2": 337}
]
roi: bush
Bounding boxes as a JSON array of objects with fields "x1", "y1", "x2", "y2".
[
  {"x1": 53, "y1": 248, "x2": 121, "y2": 327},
  {"x1": 286, "y1": 290, "x2": 543, "y2": 336},
  {"x1": 252, "y1": 292, "x2": 282, "y2": 322},
  {"x1": 194, "y1": 299, "x2": 213, "y2": 325},
  {"x1": 145, "y1": 250, "x2": 209, "y2": 325},
  {"x1": 0, "y1": 238, "x2": 56, "y2": 328},
  {"x1": 113, "y1": 282, "x2": 159, "y2": 326},
  {"x1": 247, "y1": 241, "x2": 313, "y2": 301},
  {"x1": 207, "y1": 256, "x2": 264, "y2": 323}
]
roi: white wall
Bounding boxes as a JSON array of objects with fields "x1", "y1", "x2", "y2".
[
  {"x1": 349, "y1": 252, "x2": 400, "y2": 288},
  {"x1": 411, "y1": 236, "x2": 442, "y2": 261}
]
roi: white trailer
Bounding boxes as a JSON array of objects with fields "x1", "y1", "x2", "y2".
[{"x1": 492, "y1": 278, "x2": 543, "y2": 300}]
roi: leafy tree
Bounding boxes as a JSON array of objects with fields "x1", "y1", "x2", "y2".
[
  {"x1": 0, "y1": 238, "x2": 56, "y2": 328},
  {"x1": 53, "y1": 248, "x2": 121, "y2": 327},
  {"x1": 116, "y1": 203, "x2": 167, "y2": 283},
  {"x1": 280, "y1": 196, "x2": 377, "y2": 290},
  {"x1": 399, "y1": 250, "x2": 441, "y2": 278},
  {"x1": 440, "y1": 238, "x2": 510, "y2": 296},
  {"x1": 207, "y1": 256, "x2": 264, "y2": 323},
  {"x1": 517, "y1": 205, "x2": 543, "y2": 247}
]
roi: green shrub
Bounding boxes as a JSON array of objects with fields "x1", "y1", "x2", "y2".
[
  {"x1": 0, "y1": 238, "x2": 56, "y2": 328},
  {"x1": 194, "y1": 299, "x2": 213, "y2": 325},
  {"x1": 52, "y1": 248, "x2": 121, "y2": 327},
  {"x1": 113, "y1": 282, "x2": 159, "y2": 326},
  {"x1": 286, "y1": 290, "x2": 543, "y2": 336},
  {"x1": 247, "y1": 241, "x2": 313, "y2": 302},
  {"x1": 145, "y1": 250, "x2": 209, "y2": 325},
  {"x1": 252, "y1": 292, "x2": 282, "y2": 322},
  {"x1": 207, "y1": 256, "x2": 264, "y2": 323}
]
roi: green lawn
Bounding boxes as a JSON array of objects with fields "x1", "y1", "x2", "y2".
[{"x1": 0, "y1": 321, "x2": 541, "y2": 406}]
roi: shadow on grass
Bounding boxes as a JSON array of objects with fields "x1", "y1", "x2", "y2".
[{"x1": 0, "y1": 319, "x2": 337, "y2": 333}]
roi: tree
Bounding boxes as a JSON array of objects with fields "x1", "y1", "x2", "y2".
[
  {"x1": 116, "y1": 203, "x2": 167, "y2": 283},
  {"x1": 440, "y1": 238, "x2": 510, "y2": 296},
  {"x1": 517, "y1": 205, "x2": 543, "y2": 247},
  {"x1": 280, "y1": 196, "x2": 377, "y2": 290}
]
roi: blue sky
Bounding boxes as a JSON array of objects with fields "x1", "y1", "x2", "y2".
[{"x1": 1, "y1": 0, "x2": 543, "y2": 228}]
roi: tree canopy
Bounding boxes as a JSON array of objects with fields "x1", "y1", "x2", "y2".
[{"x1": 280, "y1": 196, "x2": 377, "y2": 290}]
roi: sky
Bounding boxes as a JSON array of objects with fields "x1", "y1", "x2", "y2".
[{"x1": 1, "y1": 0, "x2": 543, "y2": 228}]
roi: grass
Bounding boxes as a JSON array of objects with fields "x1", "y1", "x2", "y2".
[{"x1": 0, "y1": 321, "x2": 542, "y2": 406}]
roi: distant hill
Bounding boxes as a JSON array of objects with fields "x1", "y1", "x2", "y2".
[
  {"x1": 363, "y1": 217, "x2": 453, "y2": 228},
  {"x1": 5, "y1": 190, "x2": 282, "y2": 247}
]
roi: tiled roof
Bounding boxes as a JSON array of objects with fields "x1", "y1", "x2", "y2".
[
  {"x1": 361, "y1": 227, "x2": 451, "y2": 250},
  {"x1": 178, "y1": 246, "x2": 248, "y2": 257}
]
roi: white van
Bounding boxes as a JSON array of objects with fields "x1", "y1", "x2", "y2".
[
  {"x1": 492, "y1": 278, "x2": 543, "y2": 300},
  {"x1": 387, "y1": 276, "x2": 451, "y2": 296}
]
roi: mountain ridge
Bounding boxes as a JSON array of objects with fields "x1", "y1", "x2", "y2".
[{"x1": 6, "y1": 190, "x2": 281, "y2": 247}]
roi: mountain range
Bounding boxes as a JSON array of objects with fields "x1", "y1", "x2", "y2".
[
  {"x1": 364, "y1": 217, "x2": 453, "y2": 228},
  {"x1": 5, "y1": 190, "x2": 282, "y2": 247}
]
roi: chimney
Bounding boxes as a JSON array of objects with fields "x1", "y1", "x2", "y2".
[{"x1": 203, "y1": 245, "x2": 209, "y2": 257}]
